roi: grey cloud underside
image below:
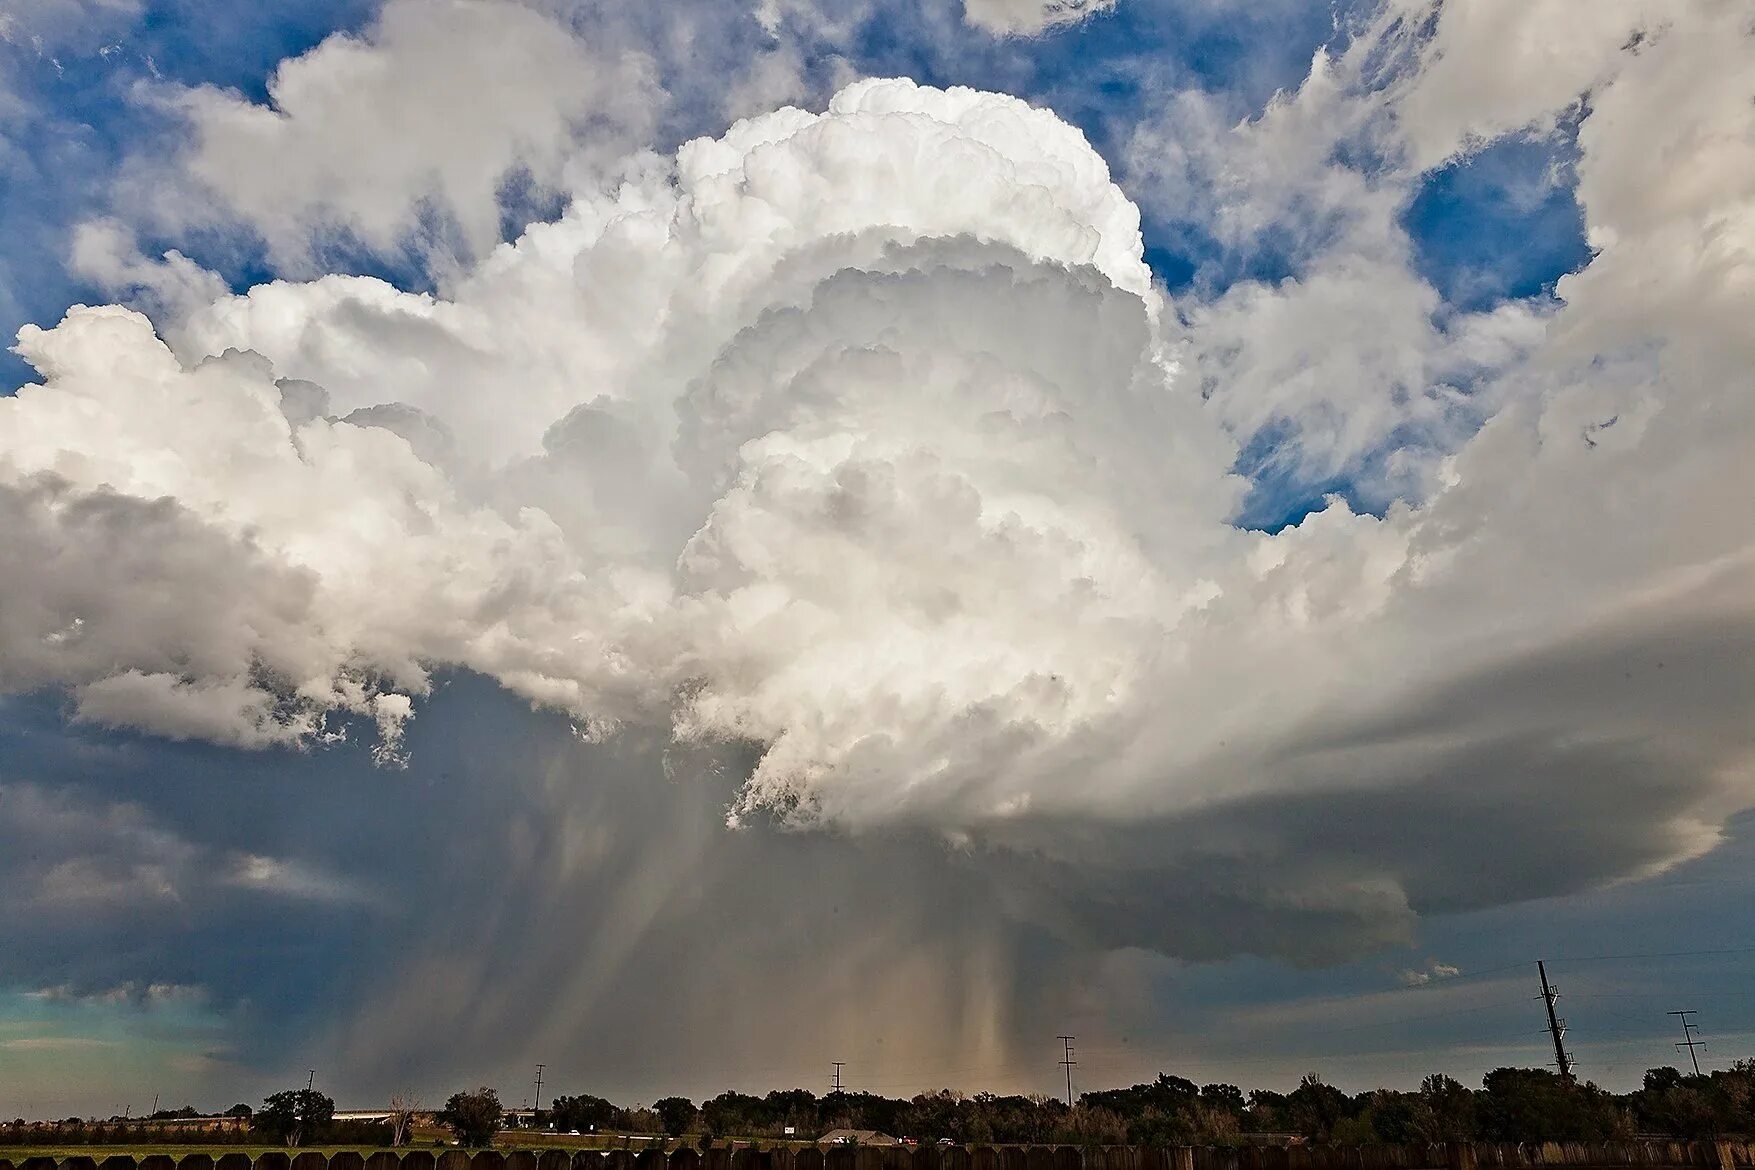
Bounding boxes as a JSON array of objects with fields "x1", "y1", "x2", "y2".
[
  {"x1": 976, "y1": 588, "x2": 1755, "y2": 962},
  {"x1": 4, "y1": 599, "x2": 1740, "y2": 1096}
]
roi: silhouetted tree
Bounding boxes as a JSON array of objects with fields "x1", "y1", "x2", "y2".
[
  {"x1": 255, "y1": 1089, "x2": 335, "y2": 1146},
  {"x1": 653, "y1": 1098, "x2": 697, "y2": 1138},
  {"x1": 1288, "y1": 1074, "x2": 1350, "y2": 1143},
  {"x1": 552, "y1": 1094, "x2": 620, "y2": 1134},
  {"x1": 440, "y1": 1087, "x2": 504, "y2": 1148},
  {"x1": 1478, "y1": 1068, "x2": 1630, "y2": 1142}
]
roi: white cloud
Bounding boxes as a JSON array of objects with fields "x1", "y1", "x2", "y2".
[
  {"x1": 1379, "y1": 0, "x2": 1673, "y2": 171},
  {"x1": 961, "y1": 0, "x2": 1118, "y2": 36},
  {"x1": 224, "y1": 852, "x2": 370, "y2": 903},
  {"x1": 5, "y1": 0, "x2": 1755, "y2": 966},
  {"x1": 150, "y1": 0, "x2": 665, "y2": 268},
  {"x1": 0, "y1": 0, "x2": 139, "y2": 55},
  {"x1": 69, "y1": 218, "x2": 229, "y2": 323},
  {"x1": 1397, "y1": 960, "x2": 1460, "y2": 986},
  {"x1": 29, "y1": 981, "x2": 205, "y2": 1007}
]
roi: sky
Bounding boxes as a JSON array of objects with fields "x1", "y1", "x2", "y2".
[{"x1": 0, "y1": 0, "x2": 1752, "y2": 1121}]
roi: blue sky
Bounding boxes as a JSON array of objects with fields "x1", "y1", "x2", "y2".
[{"x1": 2, "y1": 0, "x2": 1750, "y2": 1122}]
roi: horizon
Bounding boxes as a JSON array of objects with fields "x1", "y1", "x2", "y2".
[{"x1": 2, "y1": 0, "x2": 1752, "y2": 1126}]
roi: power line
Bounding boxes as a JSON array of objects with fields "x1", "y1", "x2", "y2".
[
  {"x1": 1538, "y1": 961, "x2": 1576, "y2": 1083},
  {"x1": 1057, "y1": 1036, "x2": 1076, "y2": 1108},
  {"x1": 1668, "y1": 1010, "x2": 1705, "y2": 1075}
]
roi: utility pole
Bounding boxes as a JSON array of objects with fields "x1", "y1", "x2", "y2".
[
  {"x1": 1669, "y1": 1010, "x2": 1705, "y2": 1075},
  {"x1": 830, "y1": 1062, "x2": 845, "y2": 1093},
  {"x1": 307, "y1": 1070, "x2": 316, "y2": 1092},
  {"x1": 534, "y1": 1064, "x2": 546, "y2": 1114},
  {"x1": 1057, "y1": 1036, "x2": 1077, "y2": 1108},
  {"x1": 1537, "y1": 962, "x2": 1575, "y2": 1083}
]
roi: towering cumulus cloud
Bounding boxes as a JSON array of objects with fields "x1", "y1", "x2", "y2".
[{"x1": 6, "y1": 1, "x2": 1755, "y2": 989}]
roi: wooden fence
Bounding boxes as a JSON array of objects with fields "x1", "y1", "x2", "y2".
[{"x1": 4, "y1": 1143, "x2": 1753, "y2": 1170}]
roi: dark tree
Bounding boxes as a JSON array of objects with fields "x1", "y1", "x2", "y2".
[
  {"x1": 551, "y1": 1095, "x2": 620, "y2": 1134},
  {"x1": 1630, "y1": 1066, "x2": 1755, "y2": 1138},
  {"x1": 700, "y1": 1091, "x2": 768, "y2": 1137},
  {"x1": 653, "y1": 1098, "x2": 697, "y2": 1138},
  {"x1": 440, "y1": 1087, "x2": 505, "y2": 1148},
  {"x1": 225, "y1": 1104, "x2": 254, "y2": 1120},
  {"x1": 1287, "y1": 1074, "x2": 1350, "y2": 1143},
  {"x1": 254, "y1": 1089, "x2": 336, "y2": 1146},
  {"x1": 1479, "y1": 1068, "x2": 1630, "y2": 1141}
]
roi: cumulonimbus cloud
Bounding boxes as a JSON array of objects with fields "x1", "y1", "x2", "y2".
[{"x1": 5, "y1": 0, "x2": 1755, "y2": 972}]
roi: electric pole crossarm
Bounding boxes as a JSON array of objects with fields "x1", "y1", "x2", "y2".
[{"x1": 1668, "y1": 1010, "x2": 1705, "y2": 1075}]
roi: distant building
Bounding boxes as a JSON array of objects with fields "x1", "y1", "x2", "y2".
[{"x1": 818, "y1": 1130, "x2": 899, "y2": 1147}]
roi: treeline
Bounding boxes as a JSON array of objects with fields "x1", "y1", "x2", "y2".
[
  {"x1": 2, "y1": 1092, "x2": 392, "y2": 1149},
  {"x1": 541, "y1": 1064, "x2": 1755, "y2": 1145},
  {"x1": 15, "y1": 1063, "x2": 1754, "y2": 1151}
]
